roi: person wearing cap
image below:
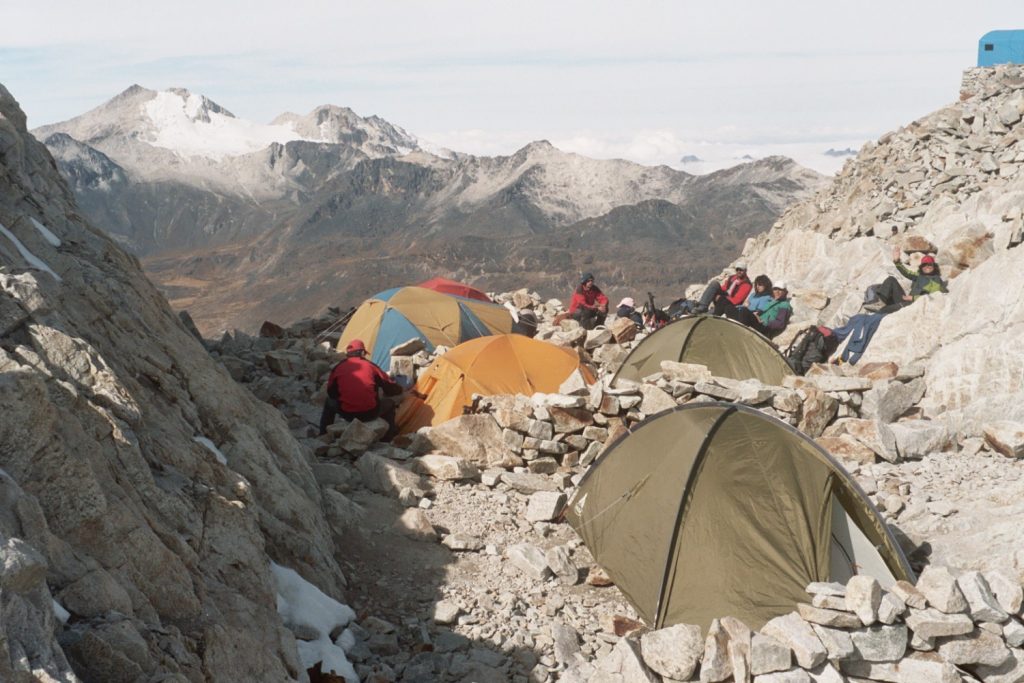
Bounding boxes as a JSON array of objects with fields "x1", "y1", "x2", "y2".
[
  {"x1": 568, "y1": 272, "x2": 609, "y2": 330},
  {"x1": 757, "y1": 281, "x2": 794, "y2": 338},
  {"x1": 726, "y1": 280, "x2": 793, "y2": 339},
  {"x1": 694, "y1": 263, "x2": 752, "y2": 315},
  {"x1": 319, "y1": 339, "x2": 403, "y2": 437},
  {"x1": 866, "y1": 247, "x2": 947, "y2": 311},
  {"x1": 615, "y1": 297, "x2": 643, "y2": 326}
]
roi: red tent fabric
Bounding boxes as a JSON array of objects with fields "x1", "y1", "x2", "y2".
[{"x1": 417, "y1": 277, "x2": 490, "y2": 302}]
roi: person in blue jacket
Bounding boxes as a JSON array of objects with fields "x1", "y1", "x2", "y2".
[{"x1": 743, "y1": 275, "x2": 774, "y2": 314}]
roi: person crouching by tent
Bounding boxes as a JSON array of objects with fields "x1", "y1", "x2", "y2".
[
  {"x1": 319, "y1": 339, "x2": 404, "y2": 439},
  {"x1": 726, "y1": 281, "x2": 793, "y2": 339},
  {"x1": 568, "y1": 272, "x2": 609, "y2": 330},
  {"x1": 616, "y1": 297, "x2": 643, "y2": 327},
  {"x1": 694, "y1": 263, "x2": 752, "y2": 315},
  {"x1": 864, "y1": 246, "x2": 947, "y2": 312}
]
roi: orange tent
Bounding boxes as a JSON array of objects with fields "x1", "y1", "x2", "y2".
[
  {"x1": 397, "y1": 334, "x2": 595, "y2": 433},
  {"x1": 417, "y1": 277, "x2": 490, "y2": 302}
]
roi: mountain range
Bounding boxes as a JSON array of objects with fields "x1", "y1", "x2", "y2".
[{"x1": 34, "y1": 85, "x2": 826, "y2": 332}]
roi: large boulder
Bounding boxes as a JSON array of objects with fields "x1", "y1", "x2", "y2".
[
  {"x1": 983, "y1": 421, "x2": 1024, "y2": 458},
  {"x1": 422, "y1": 415, "x2": 521, "y2": 468},
  {"x1": 889, "y1": 419, "x2": 953, "y2": 460},
  {"x1": 356, "y1": 452, "x2": 426, "y2": 496}
]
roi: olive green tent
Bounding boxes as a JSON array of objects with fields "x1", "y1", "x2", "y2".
[
  {"x1": 612, "y1": 315, "x2": 792, "y2": 387},
  {"x1": 565, "y1": 403, "x2": 913, "y2": 631}
]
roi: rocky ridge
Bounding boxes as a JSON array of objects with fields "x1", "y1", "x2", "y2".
[
  {"x1": 732, "y1": 64, "x2": 1024, "y2": 433},
  {"x1": 0, "y1": 83, "x2": 359, "y2": 680}
]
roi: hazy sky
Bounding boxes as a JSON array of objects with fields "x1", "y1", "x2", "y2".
[{"x1": 2, "y1": 1, "x2": 1021, "y2": 172}]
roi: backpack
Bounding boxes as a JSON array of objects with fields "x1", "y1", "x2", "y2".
[
  {"x1": 512, "y1": 311, "x2": 539, "y2": 338},
  {"x1": 784, "y1": 326, "x2": 839, "y2": 375}
]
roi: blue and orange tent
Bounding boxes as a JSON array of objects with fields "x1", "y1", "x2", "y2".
[{"x1": 338, "y1": 286, "x2": 513, "y2": 368}]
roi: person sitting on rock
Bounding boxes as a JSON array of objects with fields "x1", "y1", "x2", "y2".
[
  {"x1": 693, "y1": 263, "x2": 752, "y2": 315},
  {"x1": 319, "y1": 339, "x2": 403, "y2": 439},
  {"x1": 615, "y1": 297, "x2": 643, "y2": 327},
  {"x1": 742, "y1": 275, "x2": 774, "y2": 314},
  {"x1": 864, "y1": 246, "x2": 947, "y2": 311},
  {"x1": 726, "y1": 281, "x2": 793, "y2": 339},
  {"x1": 568, "y1": 272, "x2": 609, "y2": 330}
]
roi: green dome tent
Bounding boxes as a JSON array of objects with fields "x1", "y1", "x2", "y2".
[
  {"x1": 565, "y1": 403, "x2": 913, "y2": 631},
  {"x1": 612, "y1": 315, "x2": 792, "y2": 387}
]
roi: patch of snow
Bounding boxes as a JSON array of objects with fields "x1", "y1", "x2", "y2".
[
  {"x1": 144, "y1": 91, "x2": 307, "y2": 161},
  {"x1": 334, "y1": 627, "x2": 357, "y2": 653},
  {"x1": 271, "y1": 561, "x2": 356, "y2": 681},
  {"x1": 192, "y1": 436, "x2": 227, "y2": 465},
  {"x1": 296, "y1": 639, "x2": 357, "y2": 682},
  {"x1": 414, "y1": 136, "x2": 456, "y2": 159},
  {"x1": 182, "y1": 91, "x2": 204, "y2": 119},
  {"x1": 29, "y1": 218, "x2": 62, "y2": 247},
  {"x1": 0, "y1": 222, "x2": 62, "y2": 282},
  {"x1": 52, "y1": 598, "x2": 70, "y2": 624}
]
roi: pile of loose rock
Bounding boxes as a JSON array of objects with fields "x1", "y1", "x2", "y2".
[
  {"x1": 761, "y1": 63, "x2": 1024, "y2": 244},
  {"x1": 566, "y1": 565, "x2": 1024, "y2": 683}
]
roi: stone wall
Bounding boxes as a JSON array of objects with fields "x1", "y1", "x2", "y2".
[{"x1": 569, "y1": 567, "x2": 1024, "y2": 682}]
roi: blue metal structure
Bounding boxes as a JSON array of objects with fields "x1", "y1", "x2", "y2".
[{"x1": 978, "y1": 30, "x2": 1024, "y2": 67}]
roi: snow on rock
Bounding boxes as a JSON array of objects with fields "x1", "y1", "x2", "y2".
[
  {"x1": 144, "y1": 90, "x2": 306, "y2": 161},
  {"x1": 193, "y1": 436, "x2": 228, "y2": 465},
  {"x1": 29, "y1": 217, "x2": 61, "y2": 247},
  {"x1": 0, "y1": 222, "x2": 61, "y2": 281},
  {"x1": 271, "y1": 562, "x2": 357, "y2": 680},
  {"x1": 296, "y1": 640, "x2": 357, "y2": 682}
]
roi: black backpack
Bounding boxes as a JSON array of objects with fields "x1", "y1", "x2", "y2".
[
  {"x1": 511, "y1": 311, "x2": 539, "y2": 338},
  {"x1": 784, "y1": 326, "x2": 839, "y2": 375},
  {"x1": 666, "y1": 298, "x2": 692, "y2": 320}
]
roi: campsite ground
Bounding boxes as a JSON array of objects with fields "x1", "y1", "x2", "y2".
[
  {"x1": 231, "y1": 309, "x2": 1024, "y2": 680},
  {"x1": 337, "y1": 479, "x2": 636, "y2": 680}
]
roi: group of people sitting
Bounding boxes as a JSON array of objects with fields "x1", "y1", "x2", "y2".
[
  {"x1": 320, "y1": 244, "x2": 950, "y2": 436},
  {"x1": 568, "y1": 241, "x2": 948, "y2": 345},
  {"x1": 692, "y1": 263, "x2": 794, "y2": 339}
]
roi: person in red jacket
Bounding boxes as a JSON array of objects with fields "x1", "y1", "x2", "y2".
[
  {"x1": 694, "y1": 263, "x2": 753, "y2": 315},
  {"x1": 319, "y1": 339, "x2": 403, "y2": 438},
  {"x1": 567, "y1": 272, "x2": 609, "y2": 330}
]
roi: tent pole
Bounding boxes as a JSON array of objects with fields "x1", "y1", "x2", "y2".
[
  {"x1": 651, "y1": 406, "x2": 735, "y2": 629},
  {"x1": 677, "y1": 316, "x2": 705, "y2": 363}
]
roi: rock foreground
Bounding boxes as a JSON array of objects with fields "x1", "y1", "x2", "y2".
[{"x1": 0, "y1": 83, "x2": 346, "y2": 680}]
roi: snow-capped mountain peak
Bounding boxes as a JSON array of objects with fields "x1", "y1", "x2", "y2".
[{"x1": 142, "y1": 89, "x2": 305, "y2": 161}]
